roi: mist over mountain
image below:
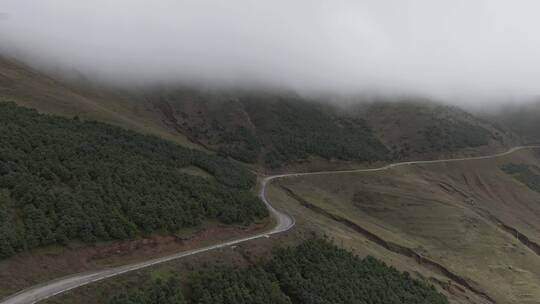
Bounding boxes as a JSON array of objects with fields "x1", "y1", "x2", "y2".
[
  {"x1": 4, "y1": 3, "x2": 540, "y2": 304},
  {"x1": 2, "y1": 1, "x2": 540, "y2": 105}
]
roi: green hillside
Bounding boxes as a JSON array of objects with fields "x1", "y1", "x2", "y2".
[
  {"x1": 353, "y1": 101, "x2": 511, "y2": 158},
  {"x1": 272, "y1": 147, "x2": 540, "y2": 303},
  {"x1": 149, "y1": 91, "x2": 510, "y2": 168},
  {"x1": 107, "y1": 238, "x2": 447, "y2": 304},
  {"x1": 0, "y1": 58, "x2": 514, "y2": 170},
  {"x1": 0, "y1": 56, "x2": 199, "y2": 149},
  {"x1": 148, "y1": 90, "x2": 390, "y2": 168},
  {"x1": 0, "y1": 102, "x2": 266, "y2": 258}
]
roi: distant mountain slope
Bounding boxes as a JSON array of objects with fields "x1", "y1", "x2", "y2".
[
  {"x1": 0, "y1": 56, "x2": 199, "y2": 148},
  {"x1": 151, "y1": 90, "x2": 390, "y2": 168},
  {"x1": 353, "y1": 100, "x2": 515, "y2": 159},
  {"x1": 0, "y1": 57, "x2": 515, "y2": 169},
  {"x1": 485, "y1": 101, "x2": 540, "y2": 143},
  {"x1": 150, "y1": 91, "x2": 513, "y2": 168},
  {"x1": 242, "y1": 96, "x2": 389, "y2": 168}
]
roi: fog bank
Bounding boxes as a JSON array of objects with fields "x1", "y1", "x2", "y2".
[{"x1": 1, "y1": 1, "x2": 540, "y2": 104}]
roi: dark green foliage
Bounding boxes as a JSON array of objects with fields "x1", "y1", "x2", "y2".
[
  {"x1": 173, "y1": 95, "x2": 388, "y2": 167},
  {"x1": 189, "y1": 265, "x2": 291, "y2": 304},
  {"x1": 501, "y1": 163, "x2": 540, "y2": 193},
  {"x1": 423, "y1": 120, "x2": 491, "y2": 152},
  {"x1": 0, "y1": 102, "x2": 267, "y2": 258},
  {"x1": 266, "y1": 238, "x2": 449, "y2": 304},
  {"x1": 241, "y1": 98, "x2": 389, "y2": 168},
  {"x1": 216, "y1": 126, "x2": 261, "y2": 163},
  {"x1": 159, "y1": 94, "x2": 498, "y2": 167},
  {"x1": 108, "y1": 239, "x2": 448, "y2": 304},
  {"x1": 109, "y1": 267, "x2": 290, "y2": 304}
]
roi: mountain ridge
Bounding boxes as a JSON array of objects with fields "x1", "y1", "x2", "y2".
[{"x1": 0, "y1": 56, "x2": 520, "y2": 170}]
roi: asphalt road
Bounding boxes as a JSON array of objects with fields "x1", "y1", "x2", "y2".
[{"x1": 2, "y1": 145, "x2": 538, "y2": 304}]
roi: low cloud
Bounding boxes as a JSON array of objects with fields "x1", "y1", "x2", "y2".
[{"x1": 1, "y1": 0, "x2": 540, "y2": 104}]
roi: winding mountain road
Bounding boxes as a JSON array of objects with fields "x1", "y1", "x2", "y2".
[{"x1": 1, "y1": 145, "x2": 538, "y2": 304}]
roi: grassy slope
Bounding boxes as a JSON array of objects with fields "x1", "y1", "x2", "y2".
[
  {"x1": 0, "y1": 57, "x2": 199, "y2": 149},
  {"x1": 354, "y1": 100, "x2": 515, "y2": 159},
  {"x1": 275, "y1": 148, "x2": 540, "y2": 304}
]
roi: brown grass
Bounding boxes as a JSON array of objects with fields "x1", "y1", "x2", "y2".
[
  {"x1": 0, "y1": 57, "x2": 202, "y2": 150},
  {"x1": 0, "y1": 219, "x2": 272, "y2": 299},
  {"x1": 275, "y1": 148, "x2": 540, "y2": 304}
]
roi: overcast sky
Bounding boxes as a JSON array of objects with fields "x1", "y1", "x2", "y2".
[{"x1": 1, "y1": 0, "x2": 540, "y2": 103}]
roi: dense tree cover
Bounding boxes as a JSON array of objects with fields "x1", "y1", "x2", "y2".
[
  {"x1": 165, "y1": 96, "x2": 262, "y2": 164},
  {"x1": 501, "y1": 163, "x2": 540, "y2": 193},
  {"x1": 214, "y1": 125, "x2": 261, "y2": 163},
  {"x1": 189, "y1": 265, "x2": 291, "y2": 304},
  {"x1": 171, "y1": 96, "x2": 388, "y2": 168},
  {"x1": 267, "y1": 238, "x2": 448, "y2": 304},
  {"x1": 422, "y1": 120, "x2": 491, "y2": 152},
  {"x1": 108, "y1": 239, "x2": 448, "y2": 304},
  {"x1": 241, "y1": 98, "x2": 389, "y2": 168},
  {"x1": 160, "y1": 94, "x2": 500, "y2": 168},
  {"x1": 0, "y1": 102, "x2": 267, "y2": 258}
]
